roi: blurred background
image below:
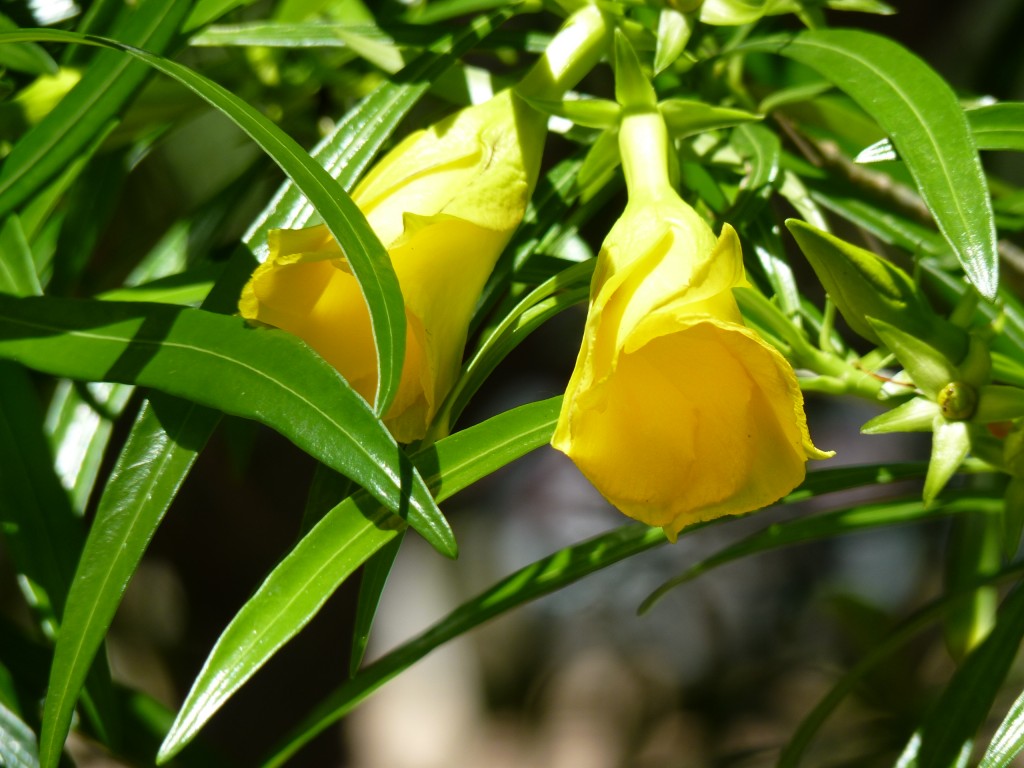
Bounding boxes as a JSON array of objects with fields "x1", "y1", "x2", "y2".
[{"x1": 5, "y1": 0, "x2": 1024, "y2": 765}]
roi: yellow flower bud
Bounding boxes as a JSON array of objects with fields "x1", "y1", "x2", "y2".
[
  {"x1": 552, "y1": 190, "x2": 831, "y2": 540},
  {"x1": 240, "y1": 89, "x2": 547, "y2": 442}
]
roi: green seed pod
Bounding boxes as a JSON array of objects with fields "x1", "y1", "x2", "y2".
[{"x1": 938, "y1": 381, "x2": 979, "y2": 421}]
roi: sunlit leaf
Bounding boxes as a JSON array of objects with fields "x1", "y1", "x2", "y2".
[{"x1": 745, "y1": 29, "x2": 999, "y2": 298}]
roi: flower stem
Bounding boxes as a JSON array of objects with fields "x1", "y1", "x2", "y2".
[
  {"x1": 514, "y1": 4, "x2": 612, "y2": 101},
  {"x1": 618, "y1": 109, "x2": 676, "y2": 202}
]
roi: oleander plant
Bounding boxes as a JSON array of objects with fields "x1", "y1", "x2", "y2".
[{"x1": 4, "y1": 0, "x2": 1024, "y2": 765}]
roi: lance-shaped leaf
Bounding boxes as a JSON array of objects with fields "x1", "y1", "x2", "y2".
[
  {"x1": 902, "y1": 583, "x2": 1024, "y2": 767},
  {"x1": 980, "y1": 684, "x2": 1024, "y2": 768},
  {"x1": 925, "y1": 420, "x2": 972, "y2": 505},
  {"x1": 745, "y1": 29, "x2": 999, "y2": 299},
  {"x1": 0, "y1": 1, "x2": 186, "y2": 219},
  {"x1": 0, "y1": 294, "x2": 453, "y2": 555},
  {"x1": 158, "y1": 397, "x2": 561, "y2": 762},
  {"x1": 0, "y1": 27, "x2": 406, "y2": 417},
  {"x1": 787, "y1": 219, "x2": 966, "y2": 361},
  {"x1": 869, "y1": 317, "x2": 958, "y2": 398},
  {"x1": 660, "y1": 99, "x2": 762, "y2": 137}
]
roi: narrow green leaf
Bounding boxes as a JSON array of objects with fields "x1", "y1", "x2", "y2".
[
  {"x1": 745, "y1": 30, "x2": 999, "y2": 298},
  {"x1": 38, "y1": 395, "x2": 214, "y2": 768},
  {"x1": 967, "y1": 103, "x2": 1024, "y2": 152},
  {"x1": 262, "y1": 521, "x2": 668, "y2": 767},
  {"x1": 640, "y1": 488, "x2": 987, "y2": 613},
  {"x1": 0, "y1": 363, "x2": 83, "y2": 632},
  {"x1": 435, "y1": 259, "x2": 593, "y2": 436},
  {"x1": 0, "y1": 362, "x2": 120, "y2": 748},
  {"x1": 0, "y1": 216, "x2": 42, "y2": 297},
  {"x1": 0, "y1": 697, "x2": 39, "y2": 768},
  {"x1": 0, "y1": 13, "x2": 57, "y2": 75},
  {"x1": 660, "y1": 99, "x2": 762, "y2": 137},
  {"x1": 861, "y1": 397, "x2": 939, "y2": 434},
  {"x1": 0, "y1": 28, "x2": 405, "y2": 418},
  {"x1": 242, "y1": 8, "x2": 514, "y2": 257},
  {"x1": 654, "y1": 8, "x2": 694, "y2": 75},
  {"x1": 44, "y1": 380, "x2": 134, "y2": 516},
  {"x1": 0, "y1": 294, "x2": 451, "y2": 552},
  {"x1": 158, "y1": 397, "x2": 561, "y2": 762},
  {"x1": 980, "y1": 685, "x2": 1024, "y2": 768},
  {"x1": 924, "y1": 420, "x2": 972, "y2": 505},
  {"x1": 350, "y1": 534, "x2": 405, "y2": 676},
  {"x1": 183, "y1": 0, "x2": 260, "y2": 32},
  {"x1": 0, "y1": 0, "x2": 187, "y2": 220},
  {"x1": 779, "y1": 537, "x2": 1013, "y2": 768},
  {"x1": 913, "y1": 583, "x2": 1024, "y2": 767}
]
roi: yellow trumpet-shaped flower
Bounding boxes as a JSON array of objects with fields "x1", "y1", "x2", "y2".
[
  {"x1": 552, "y1": 111, "x2": 830, "y2": 539},
  {"x1": 239, "y1": 89, "x2": 546, "y2": 442},
  {"x1": 240, "y1": 5, "x2": 613, "y2": 443}
]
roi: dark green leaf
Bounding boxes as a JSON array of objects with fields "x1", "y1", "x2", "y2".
[
  {"x1": 641, "y1": 484, "x2": 990, "y2": 613},
  {"x1": 980, "y1": 685, "x2": 1024, "y2": 768},
  {"x1": 0, "y1": 28, "x2": 406, "y2": 418},
  {"x1": 968, "y1": 103, "x2": 1024, "y2": 152},
  {"x1": 158, "y1": 397, "x2": 561, "y2": 762},
  {"x1": 242, "y1": 8, "x2": 514, "y2": 257},
  {"x1": 745, "y1": 30, "x2": 999, "y2": 298},
  {"x1": 0, "y1": 13, "x2": 57, "y2": 75},
  {"x1": 350, "y1": 534, "x2": 405, "y2": 676},
  {"x1": 262, "y1": 521, "x2": 667, "y2": 767},
  {"x1": 0, "y1": 697, "x2": 39, "y2": 768},
  {"x1": 911, "y1": 583, "x2": 1024, "y2": 767},
  {"x1": 0, "y1": 216, "x2": 41, "y2": 297},
  {"x1": 0, "y1": 1, "x2": 186, "y2": 220},
  {"x1": 0, "y1": 294, "x2": 451, "y2": 554}
]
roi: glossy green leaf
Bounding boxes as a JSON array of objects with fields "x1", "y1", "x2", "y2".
[
  {"x1": 908, "y1": 583, "x2": 1024, "y2": 767},
  {"x1": 350, "y1": 533, "x2": 405, "y2": 676},
  {"x1": 240, "y1": 7, "x2": 512, "y2": 253},
  {"x1": 745, "y1": 29, "x2": 999, "y2": 298},
  {"x1": 980, "y1": 685, "x2": 1024, "y2": 768},
  {"x1": 263, "y1": 521, "x2": 668, "y2": 767},
  {"x1": 0, "y1": 0, "x2": 186, "y2": 220},
  {"x1": 641, "y1": 484, "x2": 986, "y2": 613},
  {"x1": 158, "y1": 396, "x2": 561, "y2": 762},
  {"x1": 192, "y1": 21, "x2": 408, "y2": 73},
  {"x1": 0, "y1": 697, "x2": 39, "y2": 768},
  {"x1": 38, "y1": 395, "x2": 214, "y2": 768},
  {"x1": 182, "y1": 0, "x2": 260, "y2": 32},
  {"x1": 0, "y1": 14, "x2": 57, "y2": 75},
  {"x1": 435, "y1": 259, "x2": 593, "y2": 437},
  {"x1": 0, "y1": 28, "x2": 405, "y2": 418},
  {"x1": 44, "y1": 380, "x2": 133, "y2": 516},
  {"x1": 0, "y1": 216, "x2": 41, "y2": 297},
  {"x1": 968, "y1": 103, "x2": 1024, "y2": 151},
  {"x1": 654, "y1": 8, "x2": 694, "y2": 75},
  {"x1": 779, "y1": 525, "x2": 1010, "y2": 768},
  {"x1": 0, "y1": 362, "x2": 120, "y2": 747},
  {"x1": 660, "y1": 99, "x2": 762, "y2": 137},
  {"x1": 0, "y1": 293, "x2": 451, "y2": 551}
]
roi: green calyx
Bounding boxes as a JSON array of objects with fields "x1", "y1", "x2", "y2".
[{"x1": 786, "y1": 220, "x2": 966, "y2": 364}]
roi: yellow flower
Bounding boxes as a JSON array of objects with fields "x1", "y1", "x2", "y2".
[
  {"x1": 552, "y1": 111, "x2": 830, "y2": 539},
  {"x1": 239, "y1": 89, "x2": 547, "y2": 442}
]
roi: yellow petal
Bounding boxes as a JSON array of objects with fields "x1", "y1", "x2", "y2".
[
  {"x1": 553, "y1": 197, "x2": 830, "y2": 537},
  {"x1": 353, "y1": 89, "x2": 547, "y2": 247}
]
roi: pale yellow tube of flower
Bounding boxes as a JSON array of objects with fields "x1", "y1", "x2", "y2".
[
  {"x1": 552, "y1": 109, "x2": 832, "y2": 540},
  {"x1": 239, "y1": 6, "x2": 611, "y2": 443}
]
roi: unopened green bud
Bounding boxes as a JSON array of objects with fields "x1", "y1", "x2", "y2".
[
  {"x1": 938, "y1": 381, "x2": 978, "y2": 421},
  {"x1": 786, "y1": 220, "x2": 966, "y2": 364}
]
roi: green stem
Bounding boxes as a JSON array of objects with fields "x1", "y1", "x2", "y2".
[
  {"x1": 618, "y1": 110, "x2": 675, "y2": 201},
  {"x1": 514, "y1": 4, "x2": 611, "y2": 102}
]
